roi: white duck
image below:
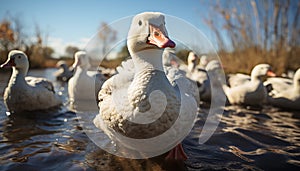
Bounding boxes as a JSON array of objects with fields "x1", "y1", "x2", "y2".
[
  {"x1": 266, "y1": 68, "x2": 300, "y2": 110},
  {"x1": 0, "y1": 50, "x2": 62, "y2": 114},
  {"x1": 223, "y1": 64, "x2": 275, "y2": 107},
  {"x1": 227, "y1": 63, "x2": 276, "y2": 88},
  {"x1": 186, "y1": 52, "x2": 206, "y2": 86},
  {"x1": 54, "y1": 60, "x2": 73, "y2": 82},
  {"x1": 68, "y1": 51, "x2": 106, "y2": 110},
  {"x1": 93, "y1": 12, "x2": 198, "y2": 160}
]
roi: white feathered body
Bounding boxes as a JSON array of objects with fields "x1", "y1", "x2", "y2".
[
  {"x1": 223, "y1": 79, "x2": 267, "y2": 106},
  {"x1": 93, "y1": 12, "x2": 198, "y2": 156},
  {"x1": 223, "y1": 64, "x2": 274, "y2": 106},
  {"x1": 94, "y1": 59, "x2": 198, "y2": 140},
  {"x1": 96, "y1": 60, "x2": 175, "y2": 138},
  {"x1": 266, "y1": 69, "x2": 300, "y2": 110},
  {"x1": 68, "y1": 68, "x2": 105, "y2": 103},
  {"x1": 4, "y1": 72, "x2": 62, "y2": 113}
]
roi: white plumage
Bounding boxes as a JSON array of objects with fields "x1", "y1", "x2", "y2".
[
  {"x1": 223, "y1": 64, "x2": 275, "y2": 106},
  {"x1": 68, "y1": 51, "x2": 106, "y2": 110},
  {"x1": 227, "y1": 73, "x2": 251, "y2": 88},
  {"x1": 264, "y1": 76, "x2": 293, "y2": 96},
  {"x1": 1, "y1": 50, "x2": 62, "y2": 114},
  {"x1": 93, "y1": 12, "x2": 198, "y2": 158},
  {"x1": 266, "y1": 68, "x2": 300, "y2": 110}
]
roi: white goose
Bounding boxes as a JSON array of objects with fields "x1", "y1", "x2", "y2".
[
  {"x1": 227, "y1": 64, "x2": 276, "y2": 88},
  {"x1": 186, "y1": 52, "x2": 206, "y2": 87},
  {"x1": 68, "y1": 51, "x2": 106, "y2": 110},
  {"x1": 93, "y1": 12, "x2": 198, "y2": 160},
  {"x1": 187, "y1": 51, "x2": 199, "y2": 72},
  {"x1": 0, "y1": 50, "x2": 62, "y2": 114},
  {"x1": 267, "y1": 68, "x2": 300, "y2": 110},
  {"x1": 223, "y1": 64, "x2": 275, "y2": 106}
]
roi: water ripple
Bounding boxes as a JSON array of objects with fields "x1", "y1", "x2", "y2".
[{"x1": 0, "y1": 69, "x2": 300, "y2": 170}]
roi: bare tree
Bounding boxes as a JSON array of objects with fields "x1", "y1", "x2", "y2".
[
  {"x1": 0, "y1": 19, "x2": 15, "y2": 62},
  {"x1": 203, "y1": 0, "x2": 300, "y2": 74},
  {"x1": 65, "y1": 45, "x2": 80, "y2": 57},
  {"x1": 98, "y1": 22, "x2": 117, "y2": 56}
]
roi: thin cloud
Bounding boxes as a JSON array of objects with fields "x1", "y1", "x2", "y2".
[{"x1": 47, "y1": 37, "x2": 89, "y2": 58}]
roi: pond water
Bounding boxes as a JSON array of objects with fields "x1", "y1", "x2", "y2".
[{"x1": 0, "y1": 68, "x2": 300, "y2": 171}]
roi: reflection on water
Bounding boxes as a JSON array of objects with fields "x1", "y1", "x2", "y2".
[
  {"x1": 0, "y1": 68, "x2": 300, "y2": 170},
  {"x1": 184, "y1": 107, "x2": 300, "y2": 170}
]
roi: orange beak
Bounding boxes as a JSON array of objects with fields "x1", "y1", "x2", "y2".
[
  {"x1": 267, "y1": 70, "x2": 276, "y2": 77},
  {"x1": 147, "y1": 24, "x2": 175, "y2": 48}
]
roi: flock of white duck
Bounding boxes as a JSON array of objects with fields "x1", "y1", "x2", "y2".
[{"x1": 1, "y1": 12, "x2": 299, "y2": 160}]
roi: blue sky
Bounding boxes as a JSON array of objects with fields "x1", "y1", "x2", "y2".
[{"x1": 0, "y1": 0, "x2": 215, "y2": 57}]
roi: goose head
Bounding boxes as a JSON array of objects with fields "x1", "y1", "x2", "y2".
[
  {"x1": 72, "y1": 51, "x2": 90, "y2": 69},
  {"x1": 127, "y1": 12, "x2": 175, "y2": 55},
  {"x1": 250, "y1": 64, "x2": 275, "y2": 81},
  {"x1": 1, "y1": 50, "x2": 29, "y2": 75},
  {"x1": 187, "y1": 51, "x2": 198, "y2": 71}
]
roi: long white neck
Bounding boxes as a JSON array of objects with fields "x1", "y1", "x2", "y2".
[
  {"x1": 9, "y1": 67, "x2": 27, "y2": 86},
  {"x1": 250, "y1": 72, "x2": 262, "y2": 82},
  {"x1": 131, "y1": 49, "x2": 164, "y2": 72}
]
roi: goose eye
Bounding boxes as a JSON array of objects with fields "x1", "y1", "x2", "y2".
[
  {"x1": 18, "y1": 56, "x2": 21, "y2": 59},
  {"x1": 138, "y1": 20, "x2": 142, "y2": 26}
]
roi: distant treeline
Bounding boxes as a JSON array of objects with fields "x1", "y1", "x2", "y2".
[
  {"x1": 0, "y1": 18, "x2": 79, "y2": 68},
  {"x1": 1, "y1": 1, "x2": 299, "y2": 74}
]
